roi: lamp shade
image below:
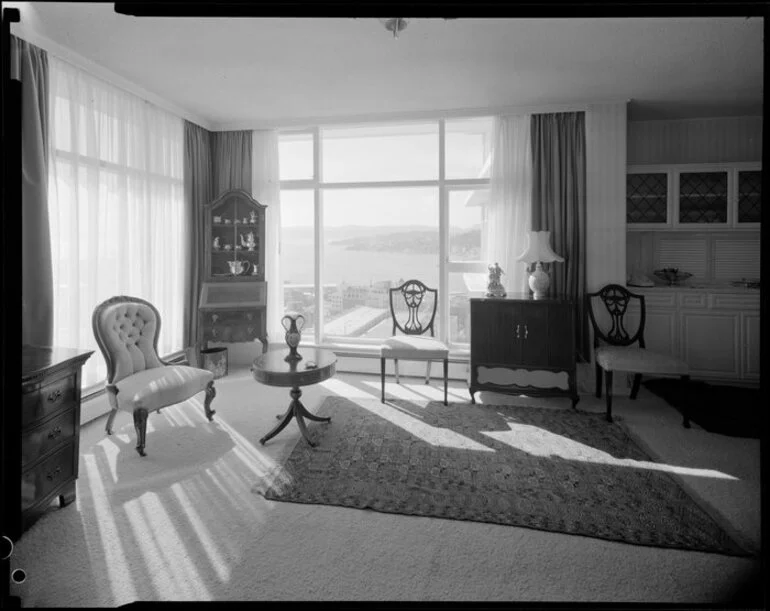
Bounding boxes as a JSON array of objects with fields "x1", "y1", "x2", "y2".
[{"x1": 516, "y1": 231, "x2": 564, "y2": 264}]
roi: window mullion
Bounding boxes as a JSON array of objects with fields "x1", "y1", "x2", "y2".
[
  {"x1": 313, "y1": 126, "x2": 323, "y2": 346},
  {"x1": 438, "y1": 119, "x2": 449, "y2": 344}
]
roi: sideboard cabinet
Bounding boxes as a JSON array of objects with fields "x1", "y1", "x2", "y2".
[
  {"x1": 469, "y1": 295, "x2": 579, "y2": 406},
  {"x1": 3, "y1": 346, "x2": 93, "y2": 541},
  {"x1": 198, "y1": 189, "x2": 269, "y2": 357}
]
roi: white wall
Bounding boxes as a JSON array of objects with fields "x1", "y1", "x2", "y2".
[{"x1": 628, "y1": 116, "x2": 762, "y2": 165}]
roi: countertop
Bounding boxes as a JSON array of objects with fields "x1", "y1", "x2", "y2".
[{"x1": 628, "y1": 283, "x2": 760, "y2": 294}]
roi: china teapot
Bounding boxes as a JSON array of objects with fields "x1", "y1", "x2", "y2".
[
  {"x1": 227, "y1": 259, "x2": 251, "y2": 276},
  {"x1": 240, "y1": 231, "x2": 257, "y2": 251}
]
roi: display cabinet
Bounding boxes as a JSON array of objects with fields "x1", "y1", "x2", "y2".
[
  {"x1": 627, "y1": 163, "x2": 762, "y2": 230},
  {"x1": 198, "y1": 189, "x2": 269, "y2": 357},
  {"x1": 626, "y1": 168, "x2": 671, "y2": 227}
]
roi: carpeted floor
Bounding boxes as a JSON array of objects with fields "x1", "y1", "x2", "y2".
[
  {"x1": 6, "y1": 369, "x2": 762, "y2": 605},
  {"x1": 259, "y1": 397, "x2": 751, "y2": 556},
  {"x1": 643, "y1": 378, "x2": 762, "y2": 439}
]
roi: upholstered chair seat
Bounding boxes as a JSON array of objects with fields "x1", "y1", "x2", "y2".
[
  {"x1": 587, "y1": 284, "x2": 691, "y2": 426},
  {"x1": 112, "y1": 366, "x2": 214, "y2": 413},
  {"x1": 380, "y1": 279, "x2": 449, "y2": 405},
  {"x1": 595, "y1": 346, "x2": 690, "y2": 376},
  {"x1": 381, "y1": 336, "x2": 449, "y2": 361},
  {"x1": 92, "y1": 295, "x2": 217, "y2": 456}
]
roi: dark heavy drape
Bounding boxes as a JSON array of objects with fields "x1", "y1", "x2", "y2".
[
  {"x1": 183, "y1": 121, "x2": 214, "y2": 350},
  {"x1": 212, "y1": 130, "x2": 252, "y2": 195},
  {"x1": 12, "y1": 36, "x2": 53, "y2": 347},
  {"x1": 531, "y1": 112, "x2": 588, "y2": 360}
]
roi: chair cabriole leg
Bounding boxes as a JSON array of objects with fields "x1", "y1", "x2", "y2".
[
  {"x1": 595, "y1": 363, "x2": 603, "y2": 398},
  {"x1": 680, "y1": 374, "x2": 691, "y2": 428},
  {"x1": 443, "y1": 358, "x2": 448, "y2": 406},
  {"x1": 425, "y1": 360, "x2": 432, "y2": 384},
  {"x1": 203, "y1": 380, "x2": 216, "y2": 421},
  {"x1": 605, "y1": 370, "x2": 613, "y2": 422},
  {"x1": 380, "y1": 357, "x2": 386, "y2": 403},
  {"x1": 394, "y1": 359, "x2": 400, "y2": 384},
  {"x1": 133, "y1": 408, "x2": 149, "y2": 457},
  {"x1": 630, "y1": 373, "x2": 642, "y2": 399}
]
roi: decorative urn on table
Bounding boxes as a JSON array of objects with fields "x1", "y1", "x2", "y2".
[{"x1": 282, "y1": 313, "x2": 305, "y2": 362}]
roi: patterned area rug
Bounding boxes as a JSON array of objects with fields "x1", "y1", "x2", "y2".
[{"x1": 258, "y1": 397, "x2": 751, "y2": 556}]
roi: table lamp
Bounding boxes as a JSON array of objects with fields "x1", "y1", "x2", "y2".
[{"x1": 516, "y1": 230, "x2": 564, "y2": 299}]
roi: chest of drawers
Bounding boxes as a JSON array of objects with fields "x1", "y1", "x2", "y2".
[
  {"x1": 469, "y1": 296, "x2": 579, "y2": 407},
  {"x1": 4, "y1": 346, "x2": 92, "y2": 541}
]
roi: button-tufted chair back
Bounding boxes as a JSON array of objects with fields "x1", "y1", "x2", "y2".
[{"x1": 92, "y1": 296, "x2": 164, "y2": 384}]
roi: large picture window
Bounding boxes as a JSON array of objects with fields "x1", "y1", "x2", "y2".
[
  {"x1": 279, "y1": 117, "x2": 492, "y2": 352},
  {"x1": 48, "y1": 57, "x2": 185, "y2": 390}
]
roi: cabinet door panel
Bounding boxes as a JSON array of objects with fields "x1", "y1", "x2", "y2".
[
  {"x1": 517, "y1": 303, "x2": 549, "y2": 367},
  {"x1": 681, "y1": 312, "x2": 739, "y2": 377},
  {"x1": 547, "y1": 302, "x2": 574, "y2": 368},
  {"x1": 471, "y1": 301, "x2": 522, "y2": 364},
  {"x1": 626, "y1": 306, "x2": 677, "y2": 357},
  {"x1": 743, "y1": 313, "x2": 760, "y2": 380},
  {"x1": 677, "y1": 170, "x2": 728, "y2": 224}
]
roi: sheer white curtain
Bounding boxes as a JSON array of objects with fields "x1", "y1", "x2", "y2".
[
  {"x1": 48, "y1": 57, "x2": 185, "y2": 389},
  {"x1": 484, "y1": 114, "x2": 532, "y2": 295},
  {"x1": 251, "y1": 130, "x2": 283, "y2": 343}
]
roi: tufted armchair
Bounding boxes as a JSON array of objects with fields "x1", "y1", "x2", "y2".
[
  {"x1": 92, "y1": 295, "x2": 216, "y2": 456},
  {"x1": 586, "y1": 284, "x2": 690, "y2": 426}
]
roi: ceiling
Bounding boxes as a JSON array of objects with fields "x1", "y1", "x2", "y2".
[{"x1": 9, "y1": 3, "x2": 764, "y2": 130}]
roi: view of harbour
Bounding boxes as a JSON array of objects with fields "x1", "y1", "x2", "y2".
[{"x1": 281, "y1": 226, "x2": 483, "y2": 343}]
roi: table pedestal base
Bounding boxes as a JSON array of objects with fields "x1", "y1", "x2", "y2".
[{"x1": 260, "y1": 387, "x2": 331, "y2": 447}]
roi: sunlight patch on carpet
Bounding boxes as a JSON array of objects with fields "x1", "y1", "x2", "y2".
[
  {"x1": 482, "y1": 421, "x2": 739, "y2": 481},
  {"x1": 82, "y1": 454, "x2": 139, "y2": 602},
  {"x1": 170, "y1": 483, "x2": 231, "y2": 582}
]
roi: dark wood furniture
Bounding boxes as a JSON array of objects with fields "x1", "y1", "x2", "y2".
[
  {"x1": 4, "y1": 346, "x2": 93, "y2": 541},
  {"x1": 252, "y1": 347, "x2": 337, "y2": 447},
  {"x1": 198, "y1": 188, "x2": 269, "y2": 359},
  {"x1": 586, "y1": 284, "x2": 691, "y2": 424},
  {"x1": 469, "y1": 295, "x2": 579, "y2": 407}
]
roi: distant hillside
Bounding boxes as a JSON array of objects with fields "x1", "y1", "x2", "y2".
[{"x1": 330, "y1": 227, "x2": 481, "y2": 256}]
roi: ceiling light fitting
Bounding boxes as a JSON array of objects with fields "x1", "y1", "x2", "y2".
[{"x1": 379, "y1": 18, "x2": 409, "y2": 39}]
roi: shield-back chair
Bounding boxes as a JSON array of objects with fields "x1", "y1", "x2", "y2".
[{"x1": 380, "y1": 279, "x2": 449, "y2": 405}]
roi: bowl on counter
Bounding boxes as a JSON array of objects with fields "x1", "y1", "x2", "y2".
[{"x1": 653, "y1": 268, "x2": 693, "y2": 286}]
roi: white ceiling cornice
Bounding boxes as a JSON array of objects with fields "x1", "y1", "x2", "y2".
[
  {"x1": 212, "y1": 100, "x2": 634, "y2": 132},
  {"x1": 10, "y1": 21, "x2": 216, "y2": 131}
]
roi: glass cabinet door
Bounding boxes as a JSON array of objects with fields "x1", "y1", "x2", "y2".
[
  {"x1": 626, "y1": 172, "x2": 669, "y2": 224},
  {"x1": 737, "y1": 170, "x2": 761, "y2": 224},
  {"x1": 677, "y1": 171, "x2": 728, "y2": 224}
]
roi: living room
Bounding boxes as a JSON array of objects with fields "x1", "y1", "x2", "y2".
[{"x1": 3, "y1": 4, "x2": 765, "y2": 606}]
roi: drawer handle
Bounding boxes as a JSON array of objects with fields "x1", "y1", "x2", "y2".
[
  {"x1": 524, "y1": 324, "x2": 529, "y2": 339},
  {"x1": 47, "y1": 389, "x2": 62, "y2": 403},
  {"x1": 46, "y1": 466, "x2": 62, "y2": 481},
  {"x1": 47, "y1": 426, "x2": 63, "y2": 440},
  {"x1": 515, "y1": 324, "x2": 520, "y2": 338}
]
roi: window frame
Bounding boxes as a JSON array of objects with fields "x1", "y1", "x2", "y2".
[{"x1": 278, "y1": 118, "x2": 492, "y2": 353}]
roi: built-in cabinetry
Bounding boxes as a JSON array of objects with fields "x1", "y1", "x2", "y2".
[
  {"x1": 627, "y1": 163, "x2": 761, "y2": 230},
  {"x1": 198, "y1": 189, "x2": 269, "y2": 357},
  {"x1": 469, "y1": 295, "x2": 579, "y2": 406},
  {"x1": 4, "y1": 346, "x2": 93, "y2": 541},
  {"x1": 625, "y1": 288, "x2": 759, "y2": 385}
]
